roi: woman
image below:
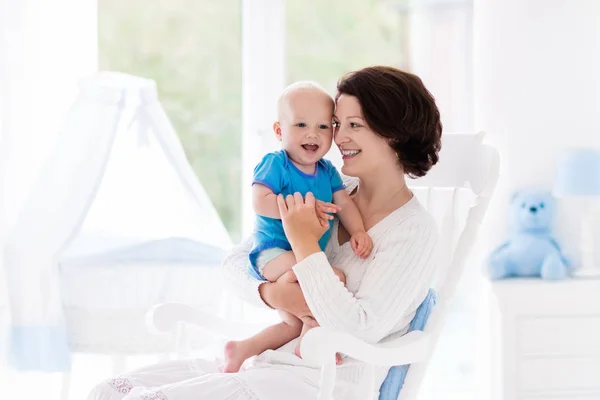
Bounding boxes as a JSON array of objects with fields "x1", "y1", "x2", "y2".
[{"x1": 88, "y1": 65, "x2": 442, "y2": 400}]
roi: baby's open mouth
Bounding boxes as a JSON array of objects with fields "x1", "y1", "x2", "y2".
[{"x1": 302, "y1": 144, "x2": 319, "y2": 152}]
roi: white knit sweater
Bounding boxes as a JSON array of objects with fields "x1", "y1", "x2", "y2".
[{"x1": 221, "y1": 179, "x2": 439, "y2": 398}]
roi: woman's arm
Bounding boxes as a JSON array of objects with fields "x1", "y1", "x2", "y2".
[
  {"x1": 274, "y1": 192, "x2": 438, "y2": 344},
  {"x1": 221, "y1": 194, "x2": 338, "y2": 310},
  {"x1": 293, "y1": 216, "x2": 438, "y2": 344}
]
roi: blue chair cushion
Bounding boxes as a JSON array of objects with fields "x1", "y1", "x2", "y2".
[{"x1": 378, "y1": 289, "x2": 437, "y2": 400}]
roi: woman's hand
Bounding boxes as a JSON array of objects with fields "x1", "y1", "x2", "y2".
[
  {"x1": 266, "y1": 192, "x2": 332, "y2": 319},
  {"x1": 276, "y1": 192, "x2": 328, "y2": 261}
]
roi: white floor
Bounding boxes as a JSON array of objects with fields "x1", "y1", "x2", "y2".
[
  {"x1": 0, "y1": 272, "x2": 491, "y2": 400},
  {"x1": 0, "y1": 308, "x2": 489, "y2": 400},
  {"x1": 419, "y1": 310, "x2": 482, "y2": 400}
]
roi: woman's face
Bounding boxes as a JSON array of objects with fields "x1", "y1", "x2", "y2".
[{"x1": 333, "y1": 94, "x2": 398, "y2": 177}]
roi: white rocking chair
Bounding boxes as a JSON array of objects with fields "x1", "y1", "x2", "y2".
[{"x1": 146, "y1": 131, "x2": 500, "y2": 400}]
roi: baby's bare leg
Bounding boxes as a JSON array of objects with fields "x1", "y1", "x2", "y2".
[
  {"x1": 260, "y1": 250, "x2": 296, "y2": 282},
  {"x1": 295, "y1": 267, "x2": 346, "y2": 364},
  {"x1": 223, "y1": 312, "x2": 302, "y2": 372},
  {"x1": 223, "y1": 251, "x2": 300, "y2": 373}
]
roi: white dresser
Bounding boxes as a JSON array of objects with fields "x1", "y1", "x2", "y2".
[{"x1": 490, "y1": 278, "x2": 600, "y2": 400}]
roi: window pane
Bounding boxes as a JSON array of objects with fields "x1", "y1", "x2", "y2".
[
  {"x1": 98, "y1": 0, "x2": 242, "y2": 241},
  {"x1": 286, "y1": 0, "x2": 408, "y2": 91},
  {"x1": 285, "y1": 0, "x2": 408, "y2": 167}
]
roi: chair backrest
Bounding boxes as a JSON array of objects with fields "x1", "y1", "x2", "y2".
[{"x1": 394, "y1": 131, "x2": 500, "y2": 400}]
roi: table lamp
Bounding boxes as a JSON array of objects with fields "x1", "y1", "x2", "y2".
[{"x1": 553, "y1": 148, "x2": 600, "y2": 277}]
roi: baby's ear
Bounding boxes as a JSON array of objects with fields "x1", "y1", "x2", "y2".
[{"x1": 272, "y1": 122, "x2": 282, "y2": 141}]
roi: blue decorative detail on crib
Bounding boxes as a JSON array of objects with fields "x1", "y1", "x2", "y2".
[
  {"x1": 9, "y1": 326, "x2": 71, "y2": 372},
  {"x1": 378, "y1": 289, "x2": 437, "y2": 400}
]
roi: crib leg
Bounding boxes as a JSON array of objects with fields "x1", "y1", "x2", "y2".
[
  {"x1": 60, "y1": 372, "x2": 71, "y2": 400},
  {"x1": 111, "y1": 355, "x2": 128, "y2": 376}
]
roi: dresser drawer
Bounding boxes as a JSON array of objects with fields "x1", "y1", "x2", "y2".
[
  {"x1": 517, "y1": 316, "x2": 600, "y2": 356},
  {"x1": 518, "y1": 357, "x2": 600, "y2": 393}
]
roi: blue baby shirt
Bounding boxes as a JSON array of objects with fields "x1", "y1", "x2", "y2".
[{"x1": 249, "y1": 150, "x2": 345, "y2": 280}]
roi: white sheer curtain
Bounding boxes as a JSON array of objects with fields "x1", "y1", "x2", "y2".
[
  {"x1": 408, "y1": 0, "x2": 473, "y2": 133},
  {"x1": 0, "y1": 0, "x2": 97, "y2": 376}
]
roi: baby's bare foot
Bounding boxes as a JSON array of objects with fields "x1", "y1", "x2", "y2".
[{"x1": 223, "y1": 341, "x2": 246, "y2": 373}]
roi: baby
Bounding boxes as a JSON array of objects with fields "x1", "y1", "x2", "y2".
[{"x1": 223, "y1": 81, "x2": 373, "y2": 373}]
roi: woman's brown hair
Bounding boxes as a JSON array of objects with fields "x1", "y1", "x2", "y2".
[{"x1": 336, "y1": 66, "x2": 442, "y2": 178}]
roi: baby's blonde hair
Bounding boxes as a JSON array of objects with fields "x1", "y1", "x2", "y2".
[{"x1": 277, "y1": 81, "x2": 333, "y2": 120}]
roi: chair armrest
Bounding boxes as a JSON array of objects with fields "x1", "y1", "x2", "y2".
[
  {"x1": 300, "y1": 327, "x2": 431, "y2": 367},
  {"x1": 299, "y1": 328, "x2": 431, "y2": 400},
  {"x1": 146, "y1": 303, "x2": 265, "y2": 340}
]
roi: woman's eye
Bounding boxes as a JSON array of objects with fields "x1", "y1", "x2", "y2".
[
  {"x1": 297, "y1": 123, "x2": 306, "y2": 128},
  {"x1": 350, "y1": 122, "x2": 361, "y2": 128}
]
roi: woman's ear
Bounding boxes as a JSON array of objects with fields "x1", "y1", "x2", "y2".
[{"x1": 273, "y1": 122, "x2": 282, "y2": 141}]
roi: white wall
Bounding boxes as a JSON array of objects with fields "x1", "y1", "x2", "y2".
[
  {"x1": 474, "y1": 0, "x2": 600, "y2": 252},
  {"x1": 473, "y1": 2, "x2": 600, "y2": 398}
]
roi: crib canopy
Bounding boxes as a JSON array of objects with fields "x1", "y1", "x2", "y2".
[{"x1": 4, "y1": 72, "x2": 231, "y2": 371}]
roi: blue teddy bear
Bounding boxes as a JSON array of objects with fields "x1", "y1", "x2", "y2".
[{"x1": 487, "y1": 189, "x2": 570, "y2": 280}]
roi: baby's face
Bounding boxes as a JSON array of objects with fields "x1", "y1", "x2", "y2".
[{"x1": 276, "y1": 89, "x2": 334, "y2": 167}]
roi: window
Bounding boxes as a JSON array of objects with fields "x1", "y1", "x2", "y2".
[
  {"x1": 286, "y1": 0, "x2": 408, "y2": 91},
  {"x1": 98, "y1": 0, "x2": 243, "y2": 241}
]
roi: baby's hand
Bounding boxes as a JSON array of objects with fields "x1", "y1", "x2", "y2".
[
  {"x1": 315, "y1": 200, "x2": 342, "y2": 223},
  {"x1": 351, "y1": 231, "x2": 373, "y2": 259}
]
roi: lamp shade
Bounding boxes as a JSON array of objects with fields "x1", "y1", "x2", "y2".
[{"x1": 553, "y1": 148, "x2": 600, "y2": 197}]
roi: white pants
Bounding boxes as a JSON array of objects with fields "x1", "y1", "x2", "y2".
[{"x1": 87, "y1": 358, "x2": 321, "y2": 400}]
